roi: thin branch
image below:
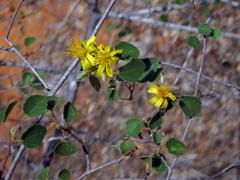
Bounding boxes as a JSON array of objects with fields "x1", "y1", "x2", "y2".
[
  {"x1": 6, "y1": 0, "x2": 24, "y2": 39},
  {"x1": 195, "y1": 38, "x2": 207, "y2": 95},
  {"x1": 166, "y1": 38, "x2": 208, "y2": 180},
  {"x1": 4, "y1": 40, "x2": 51, "y2": 91},
  {"x1": 108, "y1": 12, "x2": 240, "y2": 40},
  {"x1": 76, "y1": 156, "x2": 124, "y2": 180},
  {"x1": 160, "y1": 61, "x2": 240, "y2": 90},
  {"x1": 211, "y1": 162, "x2": 240, "y2": 178}
]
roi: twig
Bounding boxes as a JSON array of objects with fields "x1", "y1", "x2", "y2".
[
  {"x1": 76, "y1": 156, "x2": 124, "y2": 180},
  {"x1": 211, "y1": 162, "x2": 240, "y2": 178},
  {"x1": 108, "y1": 12, "x2": 240, "y2": 40},
  {"x1": 160, "y1": 61, "x2": 240, "y2": 90},
  {"x1": 166, "y1": 38, "x2": 207, "y2": 180},
  {"x1": 4, "y1": 39, "x2": 51, "y2": 91},
  {"x1": 6, "y1": 0, "x2": 24, "y2": 39},
  {"x1": 195, "y1": 38, "x2": 207, "y2": 95}
]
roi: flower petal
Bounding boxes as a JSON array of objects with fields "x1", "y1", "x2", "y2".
[
  {"x1": 161, "y1": 99, "x2": 168, "y2": 109},
  {"x1": 96, "y1": 64, "x2": 105, "y2": 78},
  {"x1": 86, "y1": 35, "x2": 96, "y2": 47},
  {"x1": 105, "y1": 65, "x2": 113, "y2": 77},
  {"x1": 147, "y1": 84, "x2": 159, "y2": 94},
  {"x1": 86, "y1": 53, "x2": 96, "y2": 65},
  {"x1": 81, "y1": 58, "x2": 92, "y2": 70},
  {"x1": 149, "y1": 96, "x2": 163, "y2": 108},
  {"x1": 168, "y1": 92, "x2": 176, "y2": 101}
]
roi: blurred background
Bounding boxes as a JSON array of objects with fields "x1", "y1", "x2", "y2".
[{"x1": 0, "y1": 0, "x2": 239, "y2": 179}]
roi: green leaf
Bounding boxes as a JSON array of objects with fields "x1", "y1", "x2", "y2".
[
  {"x1": 152, "y1": 131, "x2": 163, "y2": 145},
  {"x1": 175, "y1": 0, "x2": 186, "y2": 5},
  {"x1": 118, "y1": 26, "x2": 133, "y2": 37},
  {"x1": 139, "y1": 58, "x2": 160, "y2": 82},
  {"x1": 125, "y1": 118, "x2": 144, "y2": 137},
  {"x1": 32, "y1": 70, "x2": 45, "y2": 90},
  {"x1": 37, "y1": 167, "x2": 48, "y2": 180},
  {"x1": 180, "y1": 96, "x2": 201, "y2": 118},
  {"x1": 105, "y1": 22, "x2": 117, "y2": 32},
  {"x1": 21, "y1": 72, "x2": 34, "y2": 94},
  {"x1": 166, "y1": 138, "x2": 186, "y2": 155},
  {"x1": 24, "y1": 36, "x2": 36, "y2": 46},
  {"x1": 47, "y1": 96, "x2": 62, "y2": 111},
  {"x1": 107, "y1": 80, "x2": 118, "y2": 101},
  {"x1": 198, "y1": 24, "x2": 211, "y2": 35},
  {"x1": 140, "y1": 155, "x2": 166, "y2": 173},
  {"x1": 160, "y1": 14, "x2": 168, "y2": 22},
  {"x1": 63, "y1": 102, "x2": 78, "y2": 122},
  {"x1": 89, "y1": 75, "x2": 101, "y2": 92},
  {"x1": 55, "y1": 141, "x2": 77, "y2": 156},
  {"x1": 118, "y1": 140, "x2": 136, "y2": 156},
  {"x1": 210, "y1": 28, "x2": 221, "y2": 40},
  {"x1": 58, "y1": 168, "x2": 70, "y2": 180},
  {"x1": 187, "y1": 36, "x2": 202, "y2": 49},
  {"x1": 118, "y1": 59, "x2": 146, "y2": 82},
  {"x1": 23, "y1": 95, "x2": 48, "y2": 117},
  {"x1": 14, "y1": 44, "x2": 20, "y2": 51},
  {"x1": 21, "y1": 124, "x2": 47, "y2": 148},
  {"x1": 115, "y1": 41, "x2": 139, "y2": 60},
  {"x1": 0, "y1": 101, "x2": 17, "y2": 123},
  {"x1": 148, "y1": 111, "x2": 163, "y2": 129},
  {"x1": 152, "y1": 154, "x2": 167, "y2": 173}
]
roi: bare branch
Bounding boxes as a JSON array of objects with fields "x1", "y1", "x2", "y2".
[
  {"x1": 211, "y1": 162, "x2": 240, "y2": 178},
  {"x1": 108, "y1": 12, "x2": 240, "y2": 40},
  {"x1": 6, "y1": 0, "x2": 24, "y2": 39},
  {"x1": 76, "y1": 156, "x2": 124, "y2": 180}
]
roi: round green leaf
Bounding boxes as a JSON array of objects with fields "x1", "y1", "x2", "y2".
[
  {"x1": 125, "y1": 118, "x2": 144, "y2": 137},
  {"x1": 0, "y1": 101, "x2": 17, "y2": 123},
  {"x1": 153, "y1": 131, "x2": 163, "y2": 145},
  {"x1": 115, "y1": 41, "x2": 139, "y2": 60},
  {"x1": 24, "y1": 36, "x2": 36, "y2": 46},
  {"x1": 187, "y1": 36, "x2": 202, "y2": 49},
  {"x1": 23, "y1": 95, "x2": 48, "y2": 117},
  {"x1": 152, "y1": 154, "x2": 167, "y2": 173},
  {"x1": 63, "y1": 102, "x2": 78, "y2": 122},
  {"x1": 89, "y1": 75, "x2": 101, "y2": 92},
  {"x1": 175, "y1": 0, "x2": 186, "y2": 5},
  {"x1": 148, "y1": 111, "x2": 163, "y2": 129},
  {"x1": 119, "y1": 140, "x2": 136, "y2": 156},
  {"x1": 21, "y1": 124, "x2": 47, "y2": 148},
  {"x1": 198, "y1": 24, "x2": 211, "y2": 35},
  {"x1": 37, "y1": 167, "x2": 48, "y2": 180},
  {"x1": 160, "y1": 14, "x2": 168, "y2": 22},
  {"x1": 118, "y1": 59, "x2": 146, "y2": 82},
  {"x1": 180, "y1": 96, "x2": 201, "y2": 118},
  {"x1": 55, "y1": 141, "x2": 77, "y2": 156},
  {"x1": 58, "y1": 168, "x2": 70, "y2": 180},
  {"x1": 211, "y1": 28, "x2": 221, "y2": 40},
  {"x1": 166, "y1": 138, "x2": 186, "y2": 155}
]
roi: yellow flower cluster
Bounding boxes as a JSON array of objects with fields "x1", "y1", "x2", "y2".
[
  {"x1": 67, "y1": 35, "x2": 122, "y2": 78},
  {"x1": 147, "y1": 84, "x2": 176, "y2": 110}
]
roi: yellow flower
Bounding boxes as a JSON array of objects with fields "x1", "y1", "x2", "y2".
[
  {"x1": 147, "y1": 84, "x2": 176, "y2": 110},
  {"x1": 94, "y1": 44, "x2": 122, "y2": 78},
  {"x1": 67, "y1": 35, "x2": 96, "y2": 70}
]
